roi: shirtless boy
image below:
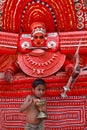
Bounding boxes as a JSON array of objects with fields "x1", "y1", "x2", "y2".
[{"x1": 20, "y1": 78, "x2": 47, "y2": 130}]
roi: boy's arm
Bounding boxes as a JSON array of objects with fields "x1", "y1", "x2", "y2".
[{"x1": 20, "y1": 95, "x2": 32, "y2": 112}]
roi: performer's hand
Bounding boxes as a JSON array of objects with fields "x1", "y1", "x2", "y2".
[
  {"x1": 65, "y1": 64, "x2": 74, "y2": 76},
  {"x1": 5, "y1": 70, "x2": 13, "y2": 82},
  {"x1": 72, "y1": 65, "x2": 80, "y2": 81},
  {"x1": 67, "y1": 67, "x2": 73, "y2": 76}
]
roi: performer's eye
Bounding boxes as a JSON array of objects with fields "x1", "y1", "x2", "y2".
[
  {"x1": 34, "y1": 35, "x2": 44, "y2": 39},
  {"x1": 34, "y1": 36, "x2": 38, "y2": 39},
  {"x1": 40, "y1": 35, "x2": 44, "y2": 39}
]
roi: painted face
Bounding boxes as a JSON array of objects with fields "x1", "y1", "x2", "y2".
[
  {"x1": 32, "y1": 84, "x2": 45, "y2": 98},
  {"x1": 33, "y1": 33, "x2": 46, "y2": 47}
]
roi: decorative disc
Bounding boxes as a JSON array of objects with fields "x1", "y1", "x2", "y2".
[{"x1": 18, "y1": 51, "x2": 66, "y2": 77}]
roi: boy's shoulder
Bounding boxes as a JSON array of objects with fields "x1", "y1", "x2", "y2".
[{"x1": 26, "y1": 95, "x2": 34, "y2": 99}]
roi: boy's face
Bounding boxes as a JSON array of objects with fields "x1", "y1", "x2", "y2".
[{"x1": 32, "y1": 84, "x2": 45, "y2": 98}]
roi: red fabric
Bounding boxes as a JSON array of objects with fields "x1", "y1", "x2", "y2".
[
  {"x1": 0, "y1": 96, "x2": 86, "y2": 130},
  {"x1": 0, "y1": 55, "x2": 17, "y2": 72}
]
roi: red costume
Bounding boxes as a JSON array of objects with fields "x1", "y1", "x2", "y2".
[
  {"x1": 4, "y1": 22, "x2": 74, "y2": 82},
  {"x1": 0, "y1": 0, "x2": 87, "y2": 130}
]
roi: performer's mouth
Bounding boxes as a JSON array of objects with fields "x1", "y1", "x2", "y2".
[
  {"x1": 36, "y1": 42, "x2": 41, "y2": 46},
  {"x1": 29, "y1": 48, "x2": 45, "y2": 56},
  {"x1": 33, "y1": 41, "x2": 45, "y2": 47}
]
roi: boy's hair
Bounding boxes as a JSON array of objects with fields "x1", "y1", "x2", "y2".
[{"x1": 32, "y1": 78, "x2": 46, "y2": 88}]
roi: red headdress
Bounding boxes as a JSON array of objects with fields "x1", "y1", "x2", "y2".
[{"x1": 30, "y1": 22, "x2": 46, "y2": 36}]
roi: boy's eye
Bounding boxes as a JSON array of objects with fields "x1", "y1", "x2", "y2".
[
  {"x1": 37, "y1": 88, "x2": 45, "y2": 91},
  {"x1": 42, "y1": 89, "x2": 45, "y2": 92}
]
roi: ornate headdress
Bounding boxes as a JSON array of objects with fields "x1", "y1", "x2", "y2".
[{"x1": 30, "y1": 22, "x2": 46, "y2": 36}]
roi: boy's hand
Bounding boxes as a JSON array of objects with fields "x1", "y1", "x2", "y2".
[{"x1": 33, "y1": 99, "x2": 40, "y2": 105}]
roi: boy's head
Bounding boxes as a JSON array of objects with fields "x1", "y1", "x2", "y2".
[
  {"x1": 32, "y1": 78, "x2": 46, "y2": 89},
  {"x1": 32, "y1": 78, "x2": 46, "y2": 98}
]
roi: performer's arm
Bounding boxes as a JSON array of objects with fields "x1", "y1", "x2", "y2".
[
  {"x1": 4, "y1": 61, "x2": 20, "y2": 82},
  {"x1": 64, "y1": 59, "x2": 74, "y2": 76}
]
